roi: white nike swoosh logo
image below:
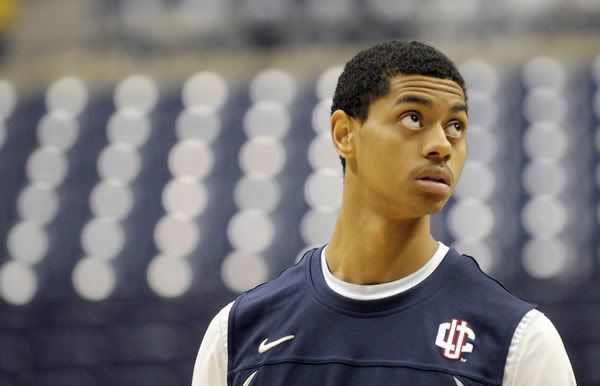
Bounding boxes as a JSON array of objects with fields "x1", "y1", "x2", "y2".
[
  {"x1": 242, "y1": 370, "x2": 258, "y2": 386},
  {"x1": 258, "y1": 335, "x2": 295, "y2": 353},
  {"x1": 454, "y1": 376, "x2": 465, "y2": 386}
]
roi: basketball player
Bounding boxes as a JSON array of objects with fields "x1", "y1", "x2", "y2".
[{"x1": 192, "y1": 41, "x2": 576, "y2": 385}]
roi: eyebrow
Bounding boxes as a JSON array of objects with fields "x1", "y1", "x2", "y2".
[
  {"x1": 395, "y1": 95, "x2": 468, "y2": 114},
  {"x1": 395, "y1": 95, "x2": 432, "y2": 106},
  {"x1": 450, "y1": 104, "x2": 468, "y2": 114}
]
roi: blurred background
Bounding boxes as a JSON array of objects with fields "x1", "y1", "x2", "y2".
[{"x1": 0, "y1": 0, "x2": 598, "y2": 385}]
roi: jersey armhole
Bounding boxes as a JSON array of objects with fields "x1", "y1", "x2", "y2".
[{"x1": 502, "y1": 309, "x2": 540, "y2": 385}]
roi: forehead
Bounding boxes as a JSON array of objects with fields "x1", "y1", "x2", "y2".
[{"x1": 386, "y1": 75, "x2": 466, "y2": 101}]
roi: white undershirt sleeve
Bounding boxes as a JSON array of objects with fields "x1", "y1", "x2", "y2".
[
  {"x1": 503, "y1": 309, "x2": 576, "y2": 386},
  {"x1": 191, "y1": 302, "x2": 233, "y2": 386}
]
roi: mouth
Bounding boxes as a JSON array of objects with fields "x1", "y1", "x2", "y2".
[
  {"x1": 413, "y1": 166, "x2": 453, "y2": 195},
  {"x1": 414, "y1": 177, "x2": 450, "y2": 195},
  {"x1": 418, "y1": 176, "x2": 448, "y2": 184}
]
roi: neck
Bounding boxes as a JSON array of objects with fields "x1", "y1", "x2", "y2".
[{"x1": 326, "y1": 185, "x2": 439, "y2": 285}]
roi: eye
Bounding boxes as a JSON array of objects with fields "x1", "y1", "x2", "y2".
[
  {"x1": 445, "y1": 120, "x2": 465, "y2": 138},
  {"x1": 399, "y1": 112, "x2": 422, "y2": 130}
]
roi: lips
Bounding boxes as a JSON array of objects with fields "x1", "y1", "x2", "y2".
[
  {"x1": 414, "y1": 166, "x2": 452, "y2": 195},
  {"x1": 414, "y1": 167, "x2": 452, "y2": 186},
  {"x1": 419, "y1": 176, "x2": 446, "y2": 184}
]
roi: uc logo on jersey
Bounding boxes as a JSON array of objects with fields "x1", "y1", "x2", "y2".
[{"x1": 435, "y1": 319, "x2": 476, "y2": 360}]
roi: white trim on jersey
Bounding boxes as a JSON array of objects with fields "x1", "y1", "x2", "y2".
[
  {"x1": 192, "y1": 242, "x2": 576, "y2": 386},
  {"x1": 320, "y1": 242, "x2": 449, "y2": 300}
]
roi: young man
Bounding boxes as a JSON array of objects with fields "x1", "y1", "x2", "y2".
[{"x1": 192, "y1": 41, "x2": 576, "y2": 385}]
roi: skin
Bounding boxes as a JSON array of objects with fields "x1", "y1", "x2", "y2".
[{"x1": 326, "y1": 75, "x2": 468, "y2": 285}]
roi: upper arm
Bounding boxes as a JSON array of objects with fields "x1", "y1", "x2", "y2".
[
  {"x1": 191, "y1": 302, "x2": 233, "y2": 386},
  {"x1": 503, "y1": 309, "x2": 576, "y2": 386}
]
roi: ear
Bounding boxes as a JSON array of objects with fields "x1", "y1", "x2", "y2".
[{"x1": 330, "y1": 109, "x2": 356, "y2": 162}]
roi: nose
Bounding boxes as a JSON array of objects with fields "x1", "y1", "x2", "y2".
[{"x1": 422, "y1": 124, "x2": 452, "y2": 162}]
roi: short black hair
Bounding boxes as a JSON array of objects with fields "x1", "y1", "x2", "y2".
[{"x1": 331, "y1": 40, "x2": 466, "y2": 173}]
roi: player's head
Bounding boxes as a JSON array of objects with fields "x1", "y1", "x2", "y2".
[
  {"x1": 330, "y1": 40, "x2": 468, "y2": 216},
  {"x1": 331, "y1": 40, "x2": 467, "y2": 174}
]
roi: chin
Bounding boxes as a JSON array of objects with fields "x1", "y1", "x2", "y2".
[{"x1": 419, "y1": 195, "x2": 450, "y2": 215}]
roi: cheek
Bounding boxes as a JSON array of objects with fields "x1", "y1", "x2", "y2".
[
  {"x1": 452, "y1": 143, "x2": 467, "y2": 179},
  {"x1": 358, "y1": 125, "x2": 413, "y2": 179}
]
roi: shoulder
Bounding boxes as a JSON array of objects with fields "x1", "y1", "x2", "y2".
[
  {"x1": 454, "y1": 252, "x2": 534, "y2": 311},
  {"x1": 503, "y1": 309, "x2": 576, "y2": 385},
  {"x1": 191, "y1": 302, "x2": 234, "y2": 386},
  {"x1": 234, "y1": 247, "x2": 317, "y2": 308},
  {"x1": 200, "y1": 302, "x2": 233, "y2": 354}
]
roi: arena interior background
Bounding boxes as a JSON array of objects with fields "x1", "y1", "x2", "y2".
[{"x1": 0, "y1": 0, "x2": 599, "y2": 385}]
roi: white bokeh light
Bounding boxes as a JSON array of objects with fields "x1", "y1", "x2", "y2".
[
  {"x1": 522, "y1": 56, "x2": 566, "y2": 91},
  {"x1": 114, "y1": 74, "x2": 158, "y2": 114},
  {"x1": 168, "y1": 140, "x2": 214, "y2": 179},
  {"x1": 221, "y1": 251, "x2": 268, "y2": 293},
  {"x1": 243, "y1": 102, "x2": 291, "y2": 139},
  {"x1": 308, "y1": 131, "x2": 339, "y2": 170},
  {"x1": 37, "y1": 111, "x2": 79, "y2": 150},
  {"x1": 154, "y1": 215, "x2": 200, "y2": 256},
  {"x1": 466, "y1": 93, "x2": 498, "y2": 128},
  {"x1": 81, "y1": 218, "x2": 125, "y2": 260},
  {"x1": 0, "y1": 80, "x2": 17, "y2": 119},
  {"x1": 7, "y1": 221, "x2": 48, "y2": 264},
  {"x1": 311, "y1": 99, "x2": 332, "y2": 134},
  {"x1": 162, "y1": 178, "x2": 208, "y2": 218},
  {"x1": 454, "y1": 162, "x2": 495, "y2": 200},
  {"x1": 467, "y1": 128, "x2": 497, "y2": 163},
  {"x1": 522, "y1": 196, "x2": 567, "y2": 237},
  {"x1": 523, "y1": 122, "x2": 568, "y2": 161},
  {"x1": 0, "y1": 261, "x2": 37, "y2": 305},
  {"x1": 523, "y1": 89, "x2": 566, "y2": 123},
  {"x1": 522, "y1": 161, "x2": 566, "y2": 196},
  {"x1": 182, "y1": 72, "x2": 228, "y2": 110},
  {"x1": 147, "y1": 255, "x2": 193, "y2": 298},
  {"x1": 97, "y1": 144, "x2": 142, "y2": 183},
  {"x1": 447, "y1": 199, "x2": 494, "y2": 241},
  {"x1": 26, "y1": 147, "x2": 68, "y2": 188},
  {"x1": 250, "y1": 69, "x2": 297, "y2": 106},
  {"x1": 459, "y1": 60, "x2": 499, "y2": 95},
  {"x1": 522, "y1": 238, "x2": 568, "y2": 279},
  {"x1": 227, "y1": 210, "x2": 274, "y2": 253},
  {"x1": 17, "y1": 184, "x2": 59, "y2": 225},
  {"x1": 316, "y1": 66, "x2": 343, "y2": 100},
  {"x1": 234, "y1": 176, "x2": 281, "y2": 212},
  {"x1": 90, "y1": 181, "x2": 134, "y2": 220},
  {"x1": 72, "y1": 257, "x2": 116, "y2": 301},
  {"x1": 300, "y1": 208, "x2": 338, "y2": 245},
  {"x1": 239, "y1": 137, "x2": 286, "y2": 178},
  {"x1": 107, "y1": 108, "x2": 151, "y2": 147},
  {"x1": 304, "y1": 169, "x2": 343, "y2": 210},
  {"x1": 176, "y1": 105, "x2": 221, "y2": 143},
  {"x1": 46, "y1": 77, "x2": 89, "y2": 115}
]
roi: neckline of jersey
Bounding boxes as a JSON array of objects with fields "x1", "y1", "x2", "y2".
[
  {"x1": 306, "y1": 244, "x2": 462, "y2": 316},
  {"x1": 320, "y1": 242, "x2": 450, "y2": 301}
]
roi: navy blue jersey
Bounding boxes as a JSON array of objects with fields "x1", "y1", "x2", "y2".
[{"x1": 227, "y1": 246, "x2": 534, "y2": 386}]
